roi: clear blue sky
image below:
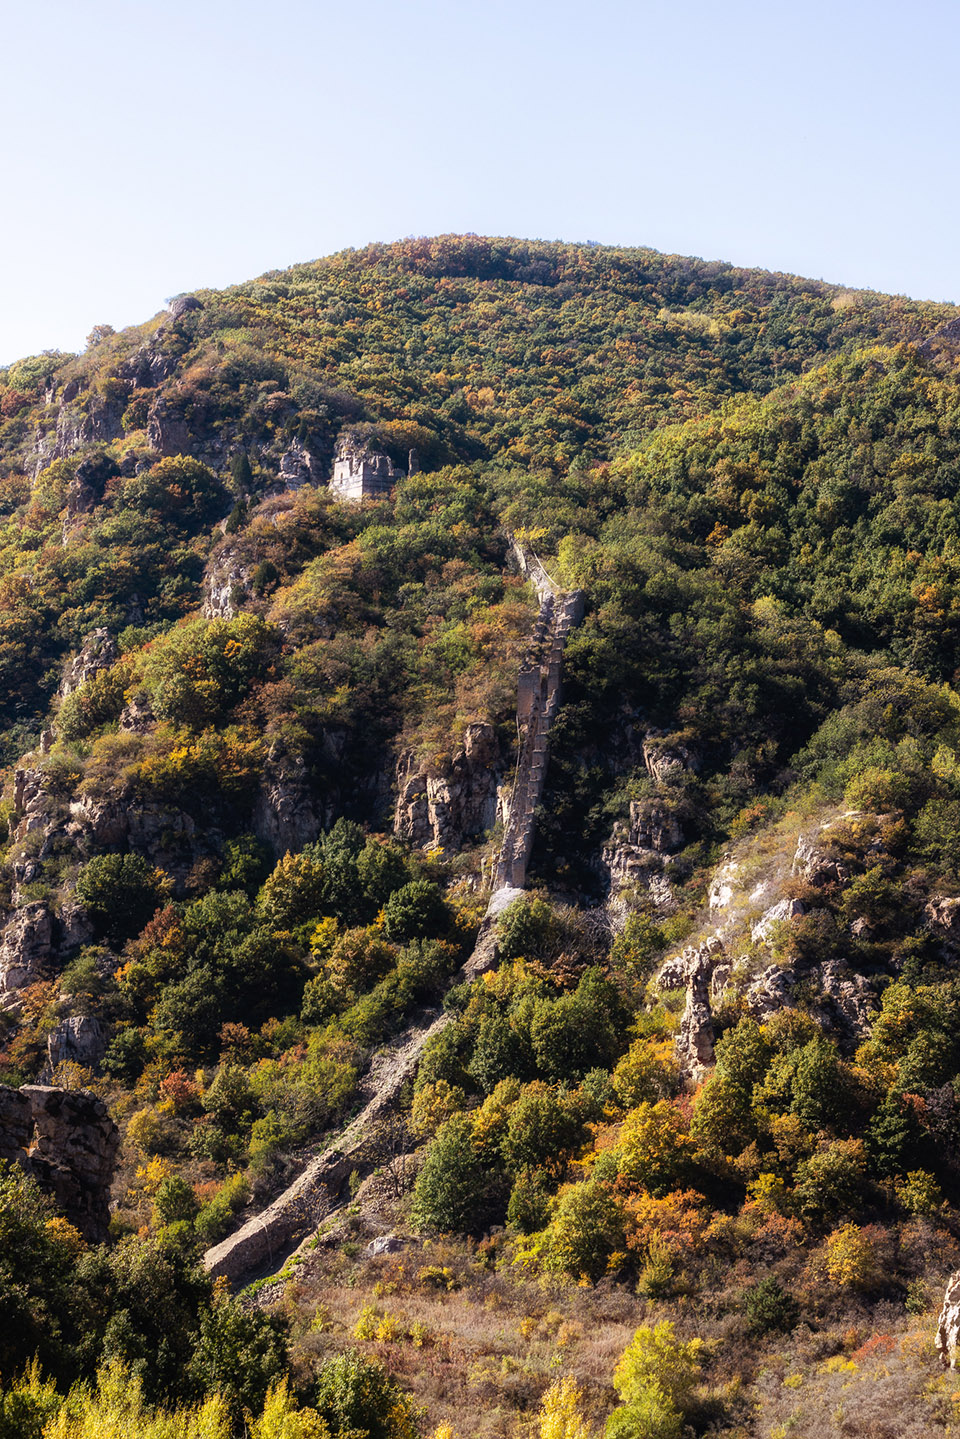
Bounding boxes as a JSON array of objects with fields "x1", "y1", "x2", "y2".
[{"x1": 2, "y1": 0, "x2": 958, "y2": 363}]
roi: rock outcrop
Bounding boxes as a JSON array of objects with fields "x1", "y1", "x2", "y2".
[
  {"x1": 277, "y1": 438, "x2": 316, "y2": 490},
  {"x1": 0, "y1": 903, "x2": 54, "y2": 1008},
  {"x1": 202, "y1": 542, "x2": 252, "y2": 620},
  {"x1": 938, "y1": 1270, "x2": 960, "y2": 1368},
  {"x1": 44, "y1": 1015, "x2": 107, "y2": 1076},
  {"x1": 602, "y1": 733, "x2": 697, "y2": 917},
  {"x1": 394, "y1": 723, "x2": 502, "y2": 853},
  {"x1": 0, "y1": 1084, "x2": 118, "y2": 1241},
  {"x1": 253, "y1": 746, "x2": 321, "y2": 856},
  {"x1": 59, "y1": 627, "x2": 119, "y2": 697},
  {"x1": 676, "y1": 940, "x2": 719, "y2": 1084}
]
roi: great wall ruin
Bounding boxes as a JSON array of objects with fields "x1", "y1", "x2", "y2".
[{"x1": 203, "y1": 539, "x2": 584, "y2": 1283}]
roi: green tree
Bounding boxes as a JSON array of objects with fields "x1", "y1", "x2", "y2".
[
  {"x1": 411, "y1": 1114, "x2": 488, "y2": 1233},
  {"x1": 381, "y1": 880, "x2": 448, "y2": 942},
  {"x1": 313, "y1": 1353, "x2": 420, "y2": 1439},
  {"x1": 76, "y1": 854, "x2": 166, "y2": 947}
]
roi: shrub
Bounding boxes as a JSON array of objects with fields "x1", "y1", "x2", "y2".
[
  {"x1": 538, "y1": 1377, "x2": 592, "y2": 1439},
  {"x1": 616, "y1": 1101, "x2": 695, "y2": 1198},
  {"x1": 843, "y1": 765, "x2": 912, "y2": 812},
  {"x1": 744, "y1": 1276, "x2": 799, "y2": 1335},
  {"x1": 411, "y1": 1114, "x2": 487, "y2": 1233},
  {"x1": 257, "y1": 852, "x2": 326, "y2": 931},
  {"x1": 545, "y1": 1177, "x2": 626, "y2": 1281},
  {"x1": 605, "y1": 1321, "x2": 704, "y2": 1439},
  {"x1": 76, "y1": 853, "x2": 167, "y2": 946},
  {"x1": 497, "y1": 896, "x2": 557, "y2": 961},
  {"x1": 824, "y1": 1222, "x2": 877, "y2": 1288},
  {"x1": 507, "y1": 1168, "x2": 554, "y2": 1234},
  {"x1": 381, "y1": 880, "x2": 448, "y2": 942},
  {"x1": 313, "y1": 1352, "x2": 420, "y2": 1439},
  {"x1": 152, "y1": 1175, "x2": 199, "y2": 1229}
]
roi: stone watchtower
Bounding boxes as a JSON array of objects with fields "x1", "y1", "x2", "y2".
[{"x1": 329, "y1": 442, "x2": 403, "y2": 503}]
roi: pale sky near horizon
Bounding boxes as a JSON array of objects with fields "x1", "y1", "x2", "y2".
[{"x1": 2, "y1": 0, "x2": 958, "y2": 364}]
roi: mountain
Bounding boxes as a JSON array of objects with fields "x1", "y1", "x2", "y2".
[{"x1": 2, "y1": 236, "x2": 960, "y2": 1437}]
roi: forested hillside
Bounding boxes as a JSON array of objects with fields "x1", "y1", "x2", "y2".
[{"x1": 3, "y1": 236, "x2": 960, "y2": 1438}]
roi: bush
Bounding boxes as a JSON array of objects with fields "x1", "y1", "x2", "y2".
[
  {"x1": 411, "y1": 1114, "x2": 492, "y2": 1234},
  {"x1": 313, "y1": 1352, "x2": 420, "y2": 1439},
  {"x1": 257, "y1": 852, "x2": 326, "y2": 931},
  {"x1": 381, "y1": 881, "x2": 448, "y2": 942},
  {"x1": 605, "y1": 1321, "x2": 704, "y2": 1439},
  {"x1": 744, "y1": 1277, "x2": 799, "y2": 1336},
  {"x1": 76, "y1": 853, "x2": 166, "y2": 947},
  {"x1": 497, "y1": 896, "x2": 557, "y2": 960},
  {"x1": 508, "y1": 1168, "x2": 554, "y2": 1234},
  {"x1": 824, "y1": 1222, "x2": 878, "y2": 1288},
  {"x1": 152, "y1": 1175, "x2": 199, "y2": 1229}
]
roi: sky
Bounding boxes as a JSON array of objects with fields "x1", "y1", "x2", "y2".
[{"x1": 2, "y1": 0, "x2": 959, "y2": 363}]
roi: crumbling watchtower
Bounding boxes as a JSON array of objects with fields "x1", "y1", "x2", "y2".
[{"x1": 329, "y1": 443, "x2": 403, "y2": 502}]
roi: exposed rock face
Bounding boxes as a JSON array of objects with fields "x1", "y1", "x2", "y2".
[
  {"x1": 0, "y1": 1084, "x2": 118, "y2": 1242},
  {"x1": 59, "y1": 628, "x2": 119, "y2": 698},
  {"x1": 114, "y1": 342, "x2": 178, "y2": 388},
  {"x1": 0, "y1": 903, "x2": 54, "y2": 1008},
  {"x1": 202, "y1": 543, "x2": 251, "y2": 620},
  {"x1": 751, "y1": 898, "x2": 806, "y2": 943},
  {"x1": 744, "y1": 963, "x2": 797, "y2": 1021},
  {"x1": 793, "y1": 820, "x2": 854, "y2": 886},
  {"x1": 146, "y1": 394, "x2": 191, "y2": 455},
  {"x1": 277, "y1": 438, "x2": 316, "y2": 490},
  {"x1": 253, "y1": 747, "x2": 321, "y2": 855},
  {"x1": 118, "y1": 691, "x2": 155, "y2": 734},
  {"x1": 394, "y1": 724, "x2": 502, "y2": 853},
  {"x1": 708, "y1": 856, "x2": 741, "y2": 912},
  {"x1": 642, "y1": 733, "x2": 700, "y2": 785},
  {"x1": 67, "y1": 793, "x2": 210, "y2": 891},
  {"x1": 658, "y1": 938, "x2": 722, "y2": 1084},
  {"x1": 938, "y1": 1270, "x2": 960, "y2": 1368},
  {"x1": 44, "y1": 1016, "x2": 107, "y2": 1076},
  {"x1": 602, "y1": 732, "x2": 697, "y2": 917},
  {"x1": 676, "y1": 941, "x2": 719, "y2": 1085},
  {"x1": 926, "y1": 895, "x2": 960, "y2": 939}
]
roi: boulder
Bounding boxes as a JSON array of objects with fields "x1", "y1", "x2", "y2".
[{"x1": 365, "y1": 1234, "x2": 406, "y2": 1257}]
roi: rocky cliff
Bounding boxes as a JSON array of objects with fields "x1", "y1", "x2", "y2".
[{"x1": 0, "y1": 1083, "x2": 118, "y2": 1241}]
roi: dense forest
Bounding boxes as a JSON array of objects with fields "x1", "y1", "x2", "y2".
[{"x1": 3, "y1": 236, "x2": 960, "y2": 1437}]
